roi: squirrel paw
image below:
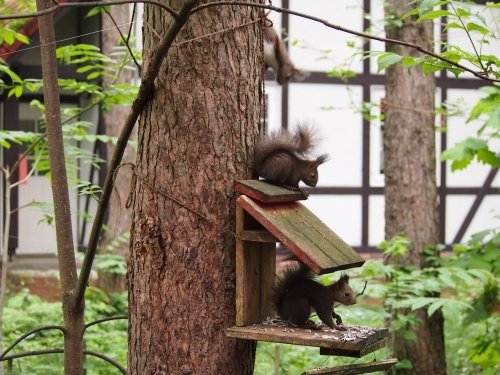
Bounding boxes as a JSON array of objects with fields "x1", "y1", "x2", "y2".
[{"x1": 334, "y1": 324, "x2": 347, "y2": 331}]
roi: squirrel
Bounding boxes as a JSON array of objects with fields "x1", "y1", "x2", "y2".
[
  {"x1": 253, "y1": 125, "x2": 329, "y2": 190},
  {"x1": 264, "y1": 19, "x2": 310, "y2": 85},
  {"x1": 272, "y1": 264, "x2": 357, "y2": 330}
]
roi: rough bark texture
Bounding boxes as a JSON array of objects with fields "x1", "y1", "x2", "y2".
[
  {"x1": 36, "y1": 0, "x2": 84, "y2": 373},
  {"x1": 384, "y1": 2, "x2": 446, "y2": 374},
  {"x1": 128, "y1": 1, "x2": 263, "y2": 373},
  {"x1": 101, "y1": 5, "x2": 136, "y2": 254}
]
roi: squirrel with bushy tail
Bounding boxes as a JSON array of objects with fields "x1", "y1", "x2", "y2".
[
  {"x1": 272, "y1": 261, "x2": 357, "y2": 330},
  {"x1": 253, "y1": 125, "x2": 329, "y2": 191}
]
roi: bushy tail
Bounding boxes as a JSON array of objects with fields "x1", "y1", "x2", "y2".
[
  {"x1": 254, "y1": 124, "x2": 318, "y2": 169},
  {"x1": 272, "y1": 263, "x2": 313, "y2": 308}
]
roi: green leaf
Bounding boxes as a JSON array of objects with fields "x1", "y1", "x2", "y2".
[
  {"x1": 455, "y1": 7, "x2": 470, "y2": 18},
  {"x1": 377, "y1": 52, "x2": 403, "y2": 73},
  {"x1": 427, "y1": 300, "x2": 445, "y2": 316},
  {"x1": 476, "y1": 148, "x2": 500, "y2": 168},
  {"x1": 395, "y1": 359, "x2": 413, "y2": 370},
  {"x1": 403, "y1": 330, "x2": 417, "y2": 341},
  {"x1": 417, "y1": 10, "x2": 453, "y2": 22},
  {"x1": 440, "y1": 137, "x2": 488, "y2": 171},
  {"x1": 466, "y1": 22, "x2": 489, "y2": 35},
  {"x1": 444, "y1": 22, "x2": 464, "y2": 31}
]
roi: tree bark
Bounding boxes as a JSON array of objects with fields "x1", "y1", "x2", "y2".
[
  {"x1": 384, "y1": 2, "x2": 446, "y2": 374},
  {"x1": 128, "y1": 1, "x2": 263, "y2": 374},
  {"x1": 36, "y1": 0, "x2": 84, "y2": 373},
  {"x1": 101, "y1": 5, "x2": 136, "y2": 254}
]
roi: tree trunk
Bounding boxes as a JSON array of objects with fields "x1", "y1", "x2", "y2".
[
  {"x1": 128, "y1": 1, "x2": 263, "y2": 373},
  {"x1": 37, "y1": 0, "x2": 84, "y2": 373},
  {"x1": 384, "y1": 1, "x2": 446, "y2": 374},
  {"x1": 101, "y1": 5, "x2": 135, "y2": 254}
]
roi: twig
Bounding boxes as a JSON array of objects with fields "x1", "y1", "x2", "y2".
[
  {"x1": 449, "y1": 3, "x2": 485, "y2": 72},
  {"x1": 190, "y1": 1, "x2": 499, "y2": 82},
  {"x1": 0, "y1": 325, "x2": 65, "y2": 361},
  {"x1": 139, "y1": 176, "x2": 212, "y2": 222},
  {"x1": 83, "y1": 315, "x2": 128, "y2": 332},
  {"x1": 103, "y1": 7, "x2": 142, "y2": 74},
  {"x1": 0, "y1": 0, "x2": 177, "y2": 20},
  {"x1": 356, "y1": 281, "x2": 368, "y2": 297},
  {"x1": 74, "y1": 0, "x2": 201, "y2": 309}
]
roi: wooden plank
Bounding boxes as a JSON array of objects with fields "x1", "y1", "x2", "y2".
[
  {"x1": 260, "y1": 243, "x2": 276, "y2": 319},
  {"x1": 234, "y1": 180, "x2": 306, "y2": 203},
  {"x1": 239, "y1": 230, "x2": 277, "y2": 243},
  {"x1": 226, "y1": 323, "x2": 387, "y2": 357},
  {"x1": 236, "y1": 205, "x2": 260, "y2": 326},
  {"x1": 270, "y1": 204, "x2": 360, "y2": 270},
  {"x1": 320, "y1": 339, "x2": 387, "y2": 357},
  {"x1": 237, "y1": 196, "x2": 365, "y2": 274},
  {"x1": 303, "y1": 359, "x2": 398, "y2": 375}
]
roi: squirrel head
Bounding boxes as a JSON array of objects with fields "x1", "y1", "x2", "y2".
[
  {"x1": 302, "y1": 154, "x2": 329, "y2": 187},
  {"x1": 333, "y1": 274, "x2": 357, "y2": 306}
]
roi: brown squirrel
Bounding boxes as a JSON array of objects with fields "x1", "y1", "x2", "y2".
[
  {"x1": 253, "y1": 125, "x2": 329, "y2": 189},
  {"x1": 272, "y1": 264, "x2": 357, "y2": 330},
  {"x1": 264, "y1": 20, "x2": 310, "y2": 85}
]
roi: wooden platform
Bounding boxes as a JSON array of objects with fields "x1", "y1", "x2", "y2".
[
  {"x1": 237, "y1": 195, "x2": 365, "y2": 274},
  {"x1": 226, "y1": 321, "x2": 388, "y2": 358},
  {"x1": 303, "y1": 358, "x2": 398, "y2": 375},
  {"x1": 234, "y1": 179, "x2": 307, "y2": 203}
]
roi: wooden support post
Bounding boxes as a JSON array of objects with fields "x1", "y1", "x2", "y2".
[{"x1": 235, "y1": 205, "x2": 276, "y2": 326}]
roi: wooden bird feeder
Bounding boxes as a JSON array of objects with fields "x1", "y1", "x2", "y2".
[{"x1": 226, "y1": 180, "x2": 395, "y2": 370}]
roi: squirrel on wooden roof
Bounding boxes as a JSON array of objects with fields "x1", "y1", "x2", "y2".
[{"x1": 253, "y1": 125, "x2": 329, "y2": 191}]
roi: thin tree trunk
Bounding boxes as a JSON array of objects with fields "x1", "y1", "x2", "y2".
[
  {"x1": 128, "y1": 1, "x2": 263, "y2": 373},
  {"x1": 36, "y1": 0, "x2": 84, "y2": 373},
  {"x1": 0, "y1": 168, "x2": 11, "y2": 375},
  {"x1": 384, "y1": 1, "x2": 446, "y2": 374},
  {"x1": 101, "y1": 5, "x2": 135, "y2": 254}
]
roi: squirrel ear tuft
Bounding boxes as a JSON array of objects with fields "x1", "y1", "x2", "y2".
[
  {"x1": 315, "y1": 154, "x2": 329, "y2": 167},
  {"x1": 338, "y1": 273, "x2": 349, "y2": 284}
]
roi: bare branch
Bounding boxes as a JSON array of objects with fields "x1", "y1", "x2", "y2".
[
  {"x1": 0, "y1": 349, "x2": 126, "y2": 374},
  {"x1": 74, "y1": 0, "x2": 202, "y2": 309},
  {"x1": 0, "y1": 325, "x2": 65, "y2": 361},
  {"x1": 10, "y1": 149, "x2": 44, "y2": 188},
  {"x1": 0, "y1": 0, "x2": 177, "y2": 21},
  {"x1": 103, "y1": 7, "x2": 142, "y2": 74},
  {"x1": 191, "y1": 1, "x2": 499, "y2": 82},
  {"x1": 83, "y1": 350, "x2": 127, "y2": 374},
  {"x1": 84, "y1": 315, "x2": 128, "y2": 332}
]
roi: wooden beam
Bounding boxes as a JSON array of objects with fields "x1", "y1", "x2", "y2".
[
  {"x1": 239, "y1": 230, "x2": 277, "y2": 243},
  {"x1": 234, "y1": 180, "x2": 306, "y2": 203},
  {"x1": 302, "y1": 358, "x2": 398, "y2": 375}
]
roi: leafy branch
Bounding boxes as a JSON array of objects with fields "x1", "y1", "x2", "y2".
[{"x1": 0, "y1": 0, "x2": 498, "y2": 81}]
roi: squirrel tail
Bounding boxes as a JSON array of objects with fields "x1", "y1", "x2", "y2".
[
  {"x1": 254, "y1": 124, "x2": 318, "y2": 169},
  {"x1": 272, "y1": 262, "x2": 313, "y2": 308}
]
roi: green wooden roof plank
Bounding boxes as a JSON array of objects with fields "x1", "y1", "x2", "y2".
[
  {"x1": 237, "y1": 196, "x2": 330, "y2": 273},
  {"x1": 272, "y1": 204, "x2": 363, "y2": 271},
  {"x1": 237, "y1": 196, "x2": 364, "y2": 273},
  {"x1": 294, "y1": 205, "x2": 364, "y2": 265},
  {"x1": 278, "y1": 204, "x2": 353, "y2": 264},
  {"x1": 269, "y1": 204, "x2": 345, "y2": 266}
]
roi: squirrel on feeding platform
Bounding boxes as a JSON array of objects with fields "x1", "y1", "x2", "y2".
[
  {"x1": 272, "y1": 263, "x2": 357, "y2": 330},
  {"x1": 264, "y1": 19, "x2": 310, "y2": 85},
  {"x1": 253, "y1": 125, "x2": 329, "y2": 191}
]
